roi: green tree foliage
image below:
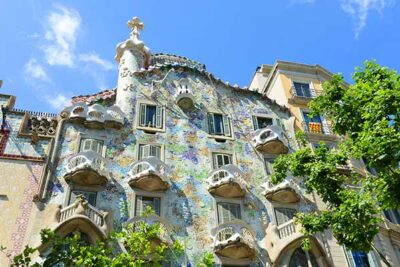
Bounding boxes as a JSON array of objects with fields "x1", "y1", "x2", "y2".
[
  {"x1": 271, "y1": 61, "x2": 400, "y2": 255},
  {"x1": 2, "y1": 206, "x2": 216, "y2": 267}
]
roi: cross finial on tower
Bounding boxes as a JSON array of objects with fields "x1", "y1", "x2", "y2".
[{"x1": 127, "y1": 17, "x2": 144, "y2": 40}]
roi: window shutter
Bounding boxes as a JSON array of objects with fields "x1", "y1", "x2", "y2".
[
  {"x1": 222, "y1": 115, "x2": 231, "y2": 136},
  {"x1": 136, "y1": 196, "x2": 143, "y2": 216},
  {"x1": 212, "y1": 154, "x2": 219, "y2": 169},
  {"x1": 154, "y1": 198, "x2": 161, "y2": 216},
  {"x1": 155, "y1": 106, "x2": 163, "y2": 128},
  {"x1": 139, "y1": 104, "x2": 146, "y2": 126},
  {"x1": 83, "y1": 139, "x2": 91, "y2": 151},
  {"x1": 92, "y1": 140, "x2": 103, "y2": 154},
  {"x1": 216, "y1": 154, "x2": 224, "y2": 168},
  {"x1": 220, "y1": 204, "x2": 230, "y2": 223},
  {"x1": 252, "y1": 115, "x2": 259, "y2": 130},
  {"x1": 149, "y1": 145, "x2": 161, "y2": 159},
  {"x1": 275, "y1": 208, "x2": 286, "y2": 225},
  {"x1": 141, "y1": 145, "x2": 151, "y2": 159},
  {"x1": 224, "y1": 154, "x2": 232, "y2": 165},
  {"x1": 368, "y1": 252, "x2": 378, "y2": 267},
  {"x1": 345, "y1": 250, "x2": 356, "y2": 267},
  {"x1": 208, "y1": 113, "x2": 215, "y2": 134}
]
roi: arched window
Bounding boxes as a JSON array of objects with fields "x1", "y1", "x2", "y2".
[{"x1": 289, "y1": 248, "x2": 318, "y2": 267}]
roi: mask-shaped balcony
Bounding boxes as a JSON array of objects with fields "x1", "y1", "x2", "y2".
[
  {"x1": 128, "y1": 157, "x2": 169, "y2": 192},
  {"x1": 54, "y1": 195, "x2": 111, "y2": 240},
  {"x1": 64, "y1": 151, "x2": 109, "y2": 186},
  {"x1": 175, "y1": 84, "x2": 194, "y2": 109},
  {"x1": 206, "y1": 164, "x2": 247, "y2": 198},
  {"x1": 263, "y1": 181, "x2": 301, "y2": 203},
  {"x1": 62, "y1": 103, "x2": 124, "y2": 129},
  {"x1": 252, "y1": 125, "x2": 289, "y2": 154},
  {"x1": 211, "y1": 220, "x2": 256, "y2": 260}
]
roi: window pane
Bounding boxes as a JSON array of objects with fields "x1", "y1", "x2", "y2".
[
  {"x1": 257, "y1": 117, "x2": 273, "y2": 129},
  {"x1": 275, "y1": 208, "x2": 296, "y2": 225},
  {"x1": 145, "y1": 105, "x2": 157, "y2": 127},
  {"x1": 217, "y1": 203, "x2": 241, "y2": 223},
  {"x1": 214, "y1": 114, "x2": 224, "y2": 135},
  {"x1": 69, "y1": 190, "x2": 97, "y2": 206},
  {"x1": 293, "y1": 82, "x2": 311, "y2": 97},
  {"x1": 265, "y1": 158, "x2": 274, "y2": 175},
  {"x1": 136, "y1": 196, "x2": 161, "y2": 216},
  {"x1": 351, "y1": 251, "x2": 372, "y2": 267}
]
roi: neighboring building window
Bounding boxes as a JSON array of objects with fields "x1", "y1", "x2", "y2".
[
  {"x1": 69, "y1": 190, "x2": 97, "y2": 206},
  {"x1": 212, "y1": 153, "x2": 232, "y2": 169},
  {"x1": 346, "y1": 250, "x2": 378, "y2": 267},
  {"x1": 139, "y1": 103, "x2": 163, "y2": 129},
  {"x1": 252, "y1": 116, "x2": 273, "y2": 130},
  {"x1": 293, "y1": 82, "x2": 312, "y2": 98},
  {"x1": 138, "y1": 144, "x2": 161, "y2": 160},
  {"x1": 135, "y1": 196, "x2": 161, "y2": 216},
  {"x1": 275, "y1": 207, "x2": 296, "y2": 225},
  {"x1": 79, "y1": 138, "x2": 104, "y2": 154},
  {"x1": 208, "y1": 113, "x2": 231, "y2": 137},
  {"x1": 217, "y1": 202, "x2": 241, "y2": 224},
  {"x1": 265, "y1": 157, "x2": 275, "y2": 176},
  {"x1": 302, "y1": 111, "x2": 324, "y2": 133},
  {"x1": 383, "y1": 210, "x2": 400, "y2": 224},
  {"x1": 289, "y1": 248, "x2": 318, "y2": 267}
]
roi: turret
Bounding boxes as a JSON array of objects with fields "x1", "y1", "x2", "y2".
[{"x1": 115, "y1": 17, "x2": 151, "y2": 119}]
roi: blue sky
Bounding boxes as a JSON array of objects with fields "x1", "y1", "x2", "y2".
[{"x1": 0, "y1": 0, "x2": 399, "y2": 112}]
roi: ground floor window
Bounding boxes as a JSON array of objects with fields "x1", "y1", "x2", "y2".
[{"x1": 289, "y1": 248, "x2": 318, "y2": 267}]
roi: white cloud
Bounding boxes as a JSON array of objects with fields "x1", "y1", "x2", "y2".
[
  {"x1": 44, "y1": 94, "x2": 70, "y2": 109},
  {"x1": 79, "y1": 52, "x2": 116, "y2": 70},
  {"x1": 340, "y1": 0, "x2": 395, "y2": 37},
  {"x1": 24, "y1": 58, "x2": 51, "y2": 82},
  {"x1": 43, "y1": 4, "x2": 81, "y2": 66}
]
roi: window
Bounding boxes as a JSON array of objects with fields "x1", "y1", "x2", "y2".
[
  {"x1": 79, "y1": 138, "x2": 104, "y2": 154},
  {"x1": 293, "y1": 82, "x2": 312, "y2": 98},
  {"x1": 383, "y1": 210, "x2": 400, "y2": 224},
  {"x1": 252, "y1": 116, "x2": 273, "y2": 130},
  {"x1": 265, "y1": 157, "x2": 275, "y2": 176},
  {"x1": 212, "y1": 153, "x2": 232, "y2": 169},
  {"x1": 69, "y1": 190, "x2": 97, "y2": 206},
  {"x1": 135, "y1": 196, "x2": 161, "y2": 216},
  {"x1": 208, "y1": 113, "x2": 231, "y2": 137},
  {"x1": 346, "y1": 250, "x2": 378, "y2": 267},
  {"x1": 289, "y1": 248, "x2": 318, "y2": 267},
  {"x1": 217, "y1": 202, "x2": 241, "y2": 223},
  {"x1": 138, "y1": 144, "x2": 161, "y2": 160},
  {"x1": 275, "y1": 208, "x2": 296, "y2": 225},
  {"x1": 139, "y1": 103, "x2": 163, "y2": 129},
  {"x1": 302, "y1": 111, "x2": 325, "y2": 134}
]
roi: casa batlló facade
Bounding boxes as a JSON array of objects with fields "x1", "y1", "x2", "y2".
[{"x1": 1, "y1": 17, "x2": 399, "y2": 267}]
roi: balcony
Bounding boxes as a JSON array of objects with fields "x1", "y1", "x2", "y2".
[
  {"x1": 206, "y1": 164, "x2": 247, "y2": 198},
  {"x1": 64, "y1": 151, "x2": 109, "y2": 186},
  {"x1": 288, "y1": 86, "x2": 322, "y2": 105},
  {"x1": 62, "y1": 103, "x2": 124, "y2": 129},
  {"x1": 252, "y1": 125, "x2": 289, "y2": 154},
  {"x1": 53, "y1": 195, "x2": 111, "y2": 241},
  {"x1": 211, "y1": 220, "x2": 256, "y2": 260},
  {"x1": 128, "y1": 157, "x2": 169, "y2": 192},
  {"x1": 263, "y1": 181, "x2": 301, "y2": 203},
  {"x1": 302, "y1": 122, "x2": 336, "y2": 140},
  {"x1": 175, "y1": 86, "x2": 195, "y2": 109},
  {"x1": 265, "y1": 219, "x2": 304, "y2": 263}
]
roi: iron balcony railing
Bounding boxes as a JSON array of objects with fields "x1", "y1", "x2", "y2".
[{"x1": 302, "y1": 122, "x2": 334, "y2": 136}]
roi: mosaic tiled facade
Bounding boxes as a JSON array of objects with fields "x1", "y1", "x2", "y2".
[{"x1": 1, "y1": 17, "x2": 399, "y2": 267}]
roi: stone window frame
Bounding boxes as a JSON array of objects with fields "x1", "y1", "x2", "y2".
[
  {"x1": 135, "y1": 142, "x2": 165, "y2": 162},
  {"x1": 205, "y1": 108, "x2": 234, "y2": 141},
  {"x1": 213, "y1": 196, "x2": 244, "y2": 225},
  {"x1": 76, "y1": 132, "x2": 107, "y2": 157},
  {"x1": 131, "y1": 189, "x2": 165, "y2": 219},
  {"x1": 135, "y1": 99, "x2": 166, "y2": 133},
  {"x1": 271, "y1": 201, "x2": 298, "y2": 227},
  {"x1": 289, "y1": 77, "x2": 315, "y2": 97},
  {"x1": 63, "y1": 184, "x2": 102, "y2": 209},
  {"x1": 209, "y1": 149, "x2": 237, "y2": 170},
  {"x1": 251, "y1": 113, "x2": 278, "y2": 131}
]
